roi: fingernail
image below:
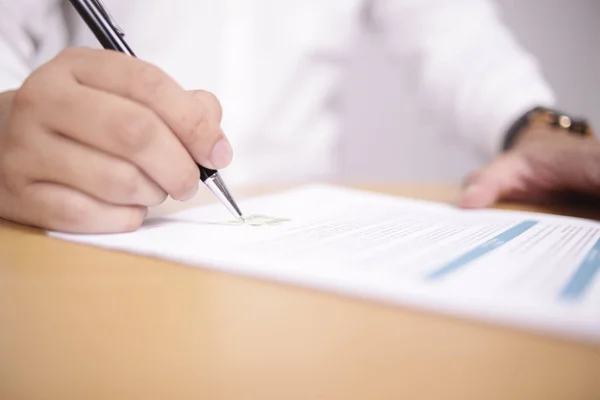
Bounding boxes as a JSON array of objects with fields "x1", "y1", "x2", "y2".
[{"x1": 210, "y1": 137, "x2": 233, "y2": 169}]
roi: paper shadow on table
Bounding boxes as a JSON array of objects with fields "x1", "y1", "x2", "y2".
[{"x1": 496, "y1": 192, "x2": 600, "y2": 222}]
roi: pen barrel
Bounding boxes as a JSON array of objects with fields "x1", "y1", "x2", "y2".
[{"x1": 68, "y1": 0, "x2": 135, "y2": 56}]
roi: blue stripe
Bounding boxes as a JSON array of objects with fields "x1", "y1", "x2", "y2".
[
  {"x1": 560, "y1": 237, "x2": 600, "y2": 300},
  {"x1": 426, "y1": 220, "x2": 538, "y2": 280}
]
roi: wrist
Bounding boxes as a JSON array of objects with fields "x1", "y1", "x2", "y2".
[
  {"x1": 502, "y1": 106, "x2": 593, "y2": 151},
  {"x1": 510, "y1": 124, "x2": 567, "y2": 149}
]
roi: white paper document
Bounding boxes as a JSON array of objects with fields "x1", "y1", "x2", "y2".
[{"x1": 49, "y1": 185, "x2": 600, "y2": 343}]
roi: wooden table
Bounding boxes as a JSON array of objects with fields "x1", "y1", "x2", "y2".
[{"x1": 1, "y1": 184, "x2": 599, "y2": 400}]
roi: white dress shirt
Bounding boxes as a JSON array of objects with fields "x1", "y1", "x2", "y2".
[{"x1": 0, "y1": 0, "x2": 556, "y2": 186}]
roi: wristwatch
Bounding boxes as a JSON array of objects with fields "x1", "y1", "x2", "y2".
[{"x1": 502, "y1": 106, "x2": 594, "y2": 151}]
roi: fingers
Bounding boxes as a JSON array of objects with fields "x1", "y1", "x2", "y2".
[
  {"x1": 0, "y1": 48, "x2": 234, "y2": 234},
  {"x1": 188, "y1": 90, "x2": 233, "y2": 168},
  {"x1": 17, "y1": 126, "x2": 167, "y2": 207},
  {"x1": 7, "y1": 182, "x2": 148, "y2": 233},
  {"x1": 61, "y1": 48, "x2": 232, "y2": 169},
  {"x1": 459, "y1": 154, "x2": 530, "y2": 209},
  {"x1": 34, "y1": 83, "x2": 201, "y2": 201}
]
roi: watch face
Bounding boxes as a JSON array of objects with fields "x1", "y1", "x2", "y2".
[
  {"x1": 531, "y1": 108, "x2": 592, "y2": 137},
  {"x1": 504, "y1": 107, "x2": 594, "y2": 151},
  {"x1": 557, "y1": 115, "x2": 573, "y2": 129}
]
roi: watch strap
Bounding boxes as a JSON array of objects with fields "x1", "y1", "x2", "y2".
[{"x1": 502, "y1": 106, "x2": 593, "y2": 151}]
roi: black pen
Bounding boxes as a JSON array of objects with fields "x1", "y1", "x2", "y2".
[{"x1": 67, "y1": 0, "x2": 244, "y2": 222}]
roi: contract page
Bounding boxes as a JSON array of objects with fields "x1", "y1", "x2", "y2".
[{"x1": 49, "y1": 185, "x2": 600, "y2": 343}]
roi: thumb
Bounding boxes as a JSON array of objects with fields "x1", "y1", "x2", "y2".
[{"x1": 459, "y1": 154, "x2": 529, "y2": 209}]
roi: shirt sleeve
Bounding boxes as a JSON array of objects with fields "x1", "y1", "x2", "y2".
[
  {"x1": 371, "y1": 0, "x2": 556, "y2": 157},
  {"x1": 0, "y1": 0, "x2": 69, "y2": 92}
]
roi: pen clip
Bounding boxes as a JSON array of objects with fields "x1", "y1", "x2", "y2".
[{"x1": 91, "y1": 0, "x2": 126, "y2": 37}]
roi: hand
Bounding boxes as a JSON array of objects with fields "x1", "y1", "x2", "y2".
[
  {"x1": 460, "y1": 126, "x2": 599, "y2": 208},
  {"x1": 0, "y1": 47, "x2": 232, "y2": 233}
]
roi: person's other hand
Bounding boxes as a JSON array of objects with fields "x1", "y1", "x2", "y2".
[
  {"x1": 460, "y1": 126, "x2": 599, "y2": 208},
  {"x1": 0, "y1": 47, "x2": 232, "y2": 233}
]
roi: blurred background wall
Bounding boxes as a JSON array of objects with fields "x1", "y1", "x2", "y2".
[
  {"x1": 332, "y1": 0, "x2": 600, "y2": 184},
  {"x1": 498, "y1": 0, "x2": 600, "y2": 133}
]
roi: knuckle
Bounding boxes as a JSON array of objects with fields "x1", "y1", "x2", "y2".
[
  {"x1": 12, "y1": 80, "x2": 38, "y2": 111},
  {"x1": 112, "y1": 110, "x2": 156, "y2": 152},
  {"x1": 130, "y1": 63, "x2": 166, "y2": 100},
  {"x1": 178, "y1": 91, "x2": 222, "y2": 146},
  {"x1": 14, "y1": 61, "x2": 73, "y2": 112},
  {"x1": 202, "y1": 91, "x2": 223, "y2": 120},
  {"x1": 180, "y1": 104, "x2": 211, "y2": 145},
  {"x1": 102, "y1": 163, "x2": 141, "y2": 201}
]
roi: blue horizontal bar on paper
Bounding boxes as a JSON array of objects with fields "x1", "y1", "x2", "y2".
[
  {"x1": 426, "y1": 220, "x2": 539, "y2": 280},
  {"x1": 560, "y1": 237, "x2": 600, "y2": 301}
]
